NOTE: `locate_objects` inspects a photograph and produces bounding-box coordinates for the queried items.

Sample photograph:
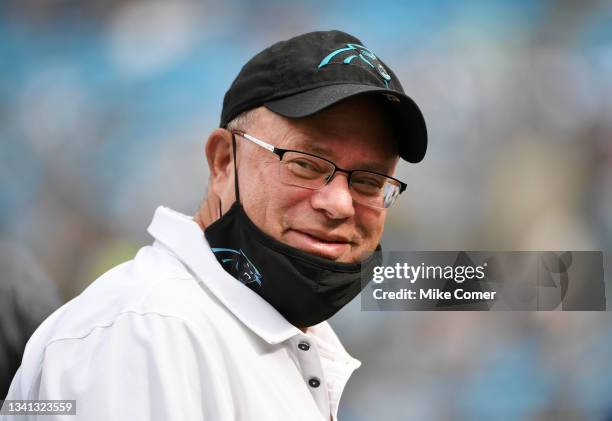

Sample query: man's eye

[287,159,326,174]
[353,177,384,188]
[292,159,321,171]
[351,176,386,196]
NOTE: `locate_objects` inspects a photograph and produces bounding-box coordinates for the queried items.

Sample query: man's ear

[205,128,234,198]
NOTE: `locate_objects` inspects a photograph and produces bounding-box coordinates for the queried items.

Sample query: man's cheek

[281,187,314,210]
[359,214,386,243]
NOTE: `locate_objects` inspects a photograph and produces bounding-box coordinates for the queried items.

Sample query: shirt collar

[147,206,302,345]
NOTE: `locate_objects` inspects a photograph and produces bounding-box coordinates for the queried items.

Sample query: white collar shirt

[4,206,361,421]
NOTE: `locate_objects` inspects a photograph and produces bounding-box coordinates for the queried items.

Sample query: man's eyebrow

[300,143,332,157]
[350,162,392,174]
[280,137,331,155]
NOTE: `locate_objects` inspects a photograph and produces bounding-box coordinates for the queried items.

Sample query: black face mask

[204,134,381,327]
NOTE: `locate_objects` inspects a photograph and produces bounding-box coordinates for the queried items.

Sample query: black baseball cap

[220,30,427,163]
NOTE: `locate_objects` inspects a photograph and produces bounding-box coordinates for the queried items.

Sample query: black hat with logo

[220,30,427,163]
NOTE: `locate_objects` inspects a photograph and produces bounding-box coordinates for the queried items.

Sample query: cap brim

[264,84,427,163]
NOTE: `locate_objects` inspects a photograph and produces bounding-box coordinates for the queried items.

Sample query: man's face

[234,96,399,263]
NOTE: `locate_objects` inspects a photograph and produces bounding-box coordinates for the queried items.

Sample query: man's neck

[193,197,218,231]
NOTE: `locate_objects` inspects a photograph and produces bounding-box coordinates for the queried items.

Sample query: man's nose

[310,172,355,219]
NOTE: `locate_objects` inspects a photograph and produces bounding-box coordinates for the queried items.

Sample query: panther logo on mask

[318,43,392,87]
[211,248,263,286]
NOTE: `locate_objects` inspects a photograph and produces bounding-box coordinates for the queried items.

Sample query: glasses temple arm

[237,131,275,152]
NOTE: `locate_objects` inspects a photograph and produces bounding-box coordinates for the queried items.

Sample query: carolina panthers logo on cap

[318,43,392,88]
[211,247,263,286]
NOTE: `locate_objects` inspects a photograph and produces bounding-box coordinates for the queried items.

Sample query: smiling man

[4,31,426,421]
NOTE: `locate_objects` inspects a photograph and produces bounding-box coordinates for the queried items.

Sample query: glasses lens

[279,151,334,189]
[350,171,401,208]
[278,151,403,209]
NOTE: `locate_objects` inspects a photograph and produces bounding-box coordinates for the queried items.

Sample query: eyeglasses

[230,130,406,209]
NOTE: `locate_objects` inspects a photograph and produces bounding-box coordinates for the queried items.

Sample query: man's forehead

[239,101,398,170]
[276,122,398,173]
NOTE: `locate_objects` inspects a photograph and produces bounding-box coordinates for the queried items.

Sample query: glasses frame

[230,129,407,208]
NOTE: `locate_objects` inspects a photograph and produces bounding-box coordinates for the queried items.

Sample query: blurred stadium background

[1,0,611,420]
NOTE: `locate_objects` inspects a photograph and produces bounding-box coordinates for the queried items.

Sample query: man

[3,30,426,420]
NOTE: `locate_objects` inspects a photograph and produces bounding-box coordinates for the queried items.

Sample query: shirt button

[308,377,321,388]
[298,341,310,351]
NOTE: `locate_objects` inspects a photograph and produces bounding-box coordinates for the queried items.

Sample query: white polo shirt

[4,206,361,421]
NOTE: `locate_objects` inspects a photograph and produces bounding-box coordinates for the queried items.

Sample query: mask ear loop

[217,133,240,219]
[231,132,240,204]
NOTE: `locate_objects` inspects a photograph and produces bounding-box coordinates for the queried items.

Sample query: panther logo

[318,43,392,88]
[211,247,263,286]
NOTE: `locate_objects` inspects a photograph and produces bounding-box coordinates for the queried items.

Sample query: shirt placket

[290,334,331,420]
